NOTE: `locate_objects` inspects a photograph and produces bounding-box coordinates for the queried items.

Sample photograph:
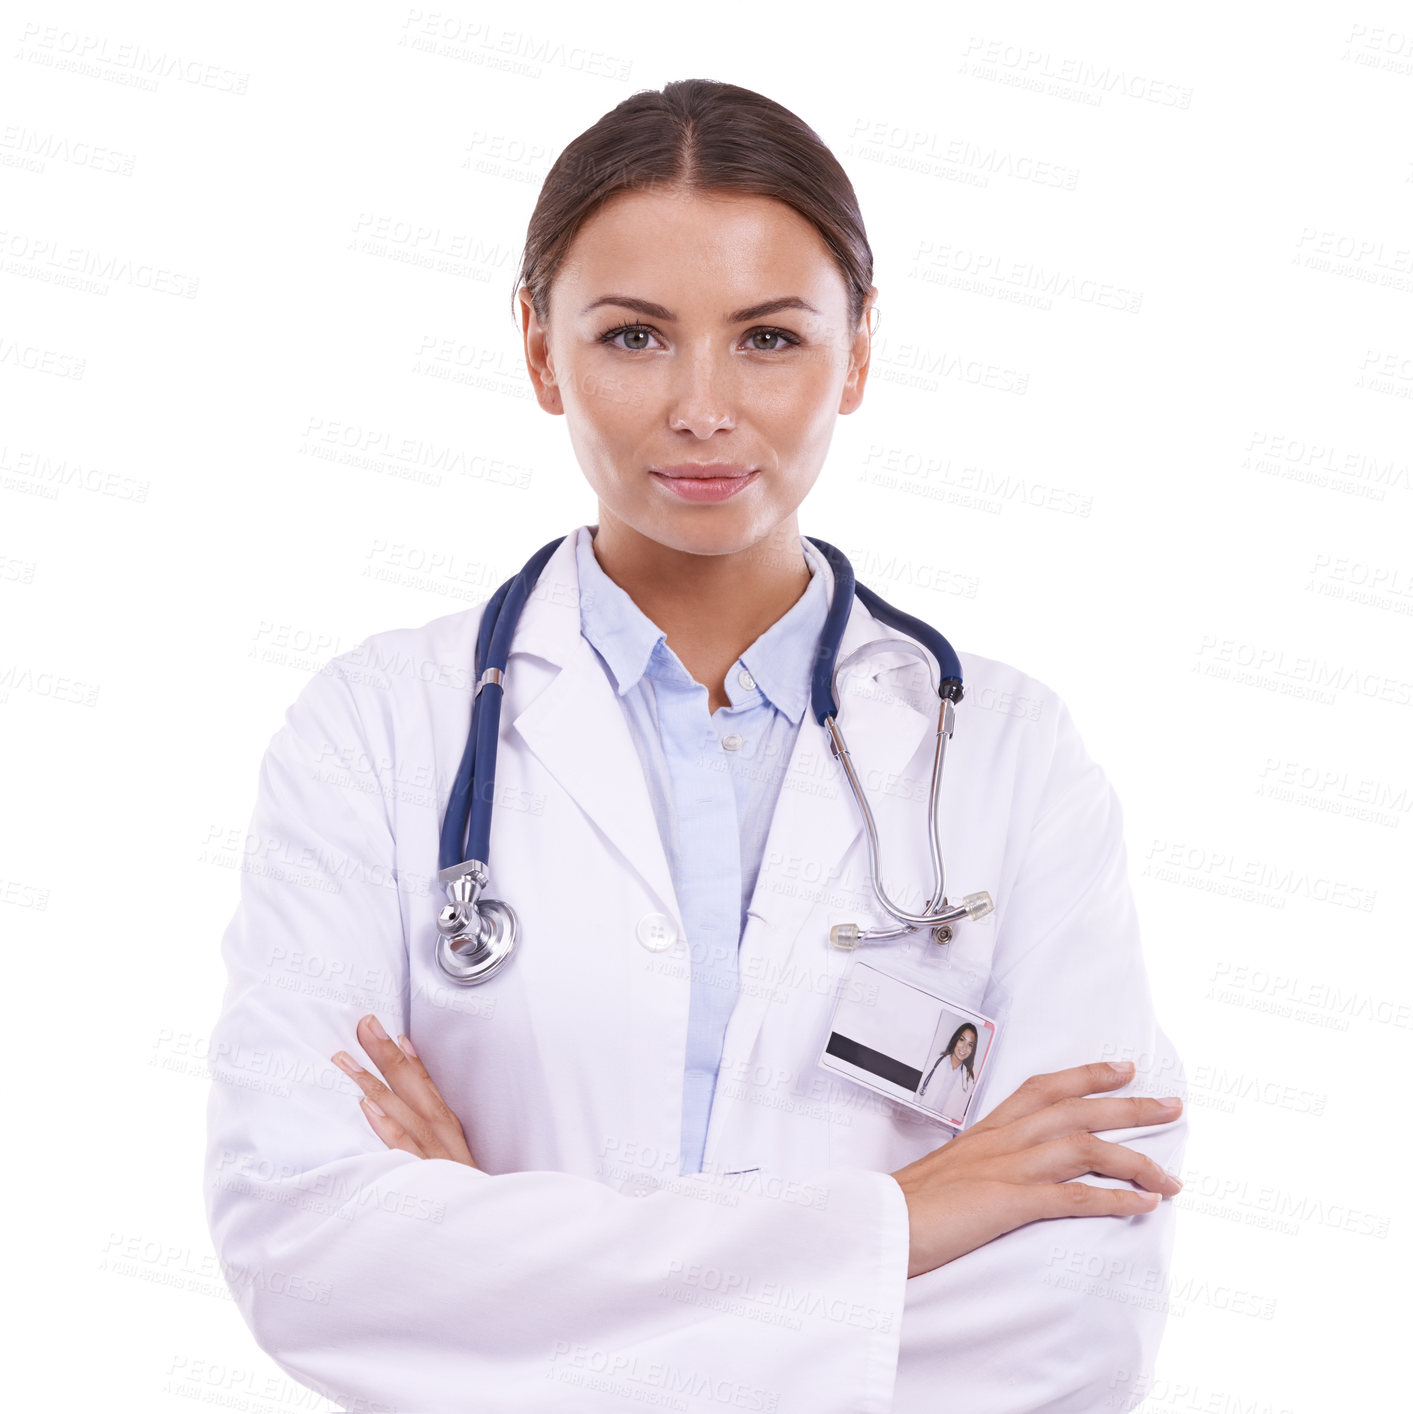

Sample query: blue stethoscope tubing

[434,533,993,983]
[440,534,563,877]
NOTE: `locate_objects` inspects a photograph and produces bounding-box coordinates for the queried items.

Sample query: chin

[627,503,755,553]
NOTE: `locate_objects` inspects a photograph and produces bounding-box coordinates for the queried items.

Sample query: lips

[650,463,757,479]
[648,465,760,503]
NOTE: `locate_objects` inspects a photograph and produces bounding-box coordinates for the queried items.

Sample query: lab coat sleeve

[204,658,911,1414]
[889,696,1188,1414]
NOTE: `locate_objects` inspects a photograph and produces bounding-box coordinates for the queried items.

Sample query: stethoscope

[434,533,994,984]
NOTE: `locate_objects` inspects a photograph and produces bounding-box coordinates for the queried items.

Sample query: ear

[519,285,563,416]
[838,286,878,416]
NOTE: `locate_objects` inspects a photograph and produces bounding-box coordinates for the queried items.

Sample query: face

[954,1030,975,1061]
[519,187,874,559]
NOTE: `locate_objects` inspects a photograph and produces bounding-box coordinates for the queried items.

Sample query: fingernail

[1165,1169,1184,1188]
[331,1051,360,1077]
[366,1015,389,1042]
[361,1096,386,1118]
[398,1033,419,1059]
[1108,1061,1135,1077]
[1157,1096,1183,1110]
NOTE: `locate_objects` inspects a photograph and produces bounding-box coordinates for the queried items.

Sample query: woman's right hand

[889,1060,1183,1279]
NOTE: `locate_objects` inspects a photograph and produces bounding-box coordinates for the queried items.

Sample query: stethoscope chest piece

[434,862,520,983]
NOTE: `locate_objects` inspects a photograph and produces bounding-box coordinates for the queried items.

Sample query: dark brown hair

[511,78,874,331]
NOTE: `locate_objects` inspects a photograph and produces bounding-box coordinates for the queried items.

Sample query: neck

[588,507,812,671]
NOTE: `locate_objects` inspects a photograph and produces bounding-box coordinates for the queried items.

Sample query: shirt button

[721,733,744,752]
[636,912,678,952]
[737,669,756,691]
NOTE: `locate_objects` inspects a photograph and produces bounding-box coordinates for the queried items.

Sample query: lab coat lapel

[718,585,938,1097]
[506,531,683,932]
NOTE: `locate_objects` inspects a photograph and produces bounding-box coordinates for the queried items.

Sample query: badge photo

[817,956,999,1129]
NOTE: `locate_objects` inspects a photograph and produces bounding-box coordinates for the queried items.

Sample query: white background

[4,2,1409,1409]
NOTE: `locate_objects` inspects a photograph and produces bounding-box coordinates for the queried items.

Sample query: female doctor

[917,1024,978,1120]
[204,79,1187,1414]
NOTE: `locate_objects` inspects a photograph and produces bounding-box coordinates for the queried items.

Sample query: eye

[743,326,800,352]
[598,323,663,352]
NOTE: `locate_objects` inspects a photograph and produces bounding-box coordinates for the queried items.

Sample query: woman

[205,79,1186,1414]
[917,1024,979,1121]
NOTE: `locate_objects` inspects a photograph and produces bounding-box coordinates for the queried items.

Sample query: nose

[667,344,736,437]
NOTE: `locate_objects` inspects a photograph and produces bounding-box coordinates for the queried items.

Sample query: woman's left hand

[331,1014,477,1168]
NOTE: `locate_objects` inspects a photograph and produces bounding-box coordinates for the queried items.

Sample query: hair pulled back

[512,78,874,330]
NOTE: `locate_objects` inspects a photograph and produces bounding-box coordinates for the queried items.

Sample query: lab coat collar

[507,524,937,951]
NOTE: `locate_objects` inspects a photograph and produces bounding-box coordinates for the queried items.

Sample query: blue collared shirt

[574,524,830,1175]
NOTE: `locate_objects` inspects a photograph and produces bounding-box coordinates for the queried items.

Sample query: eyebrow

[580,294,820,323]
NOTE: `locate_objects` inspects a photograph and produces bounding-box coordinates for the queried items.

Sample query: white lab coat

[204,524,1187,1414]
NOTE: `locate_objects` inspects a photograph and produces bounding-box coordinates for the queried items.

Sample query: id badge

[817,950,1000,1130]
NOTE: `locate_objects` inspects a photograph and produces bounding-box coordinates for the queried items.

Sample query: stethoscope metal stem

[822,635,994,949]
[824,708,953,929]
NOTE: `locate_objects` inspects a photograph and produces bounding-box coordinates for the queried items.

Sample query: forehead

[552,188,848,317]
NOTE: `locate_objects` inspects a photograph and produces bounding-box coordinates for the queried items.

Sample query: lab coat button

[722,732,744,751]
[636,912,678,951]
[737,669,756,690]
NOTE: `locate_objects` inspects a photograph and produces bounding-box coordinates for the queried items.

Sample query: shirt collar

[574,525,666,695]
[574,524,829,725]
